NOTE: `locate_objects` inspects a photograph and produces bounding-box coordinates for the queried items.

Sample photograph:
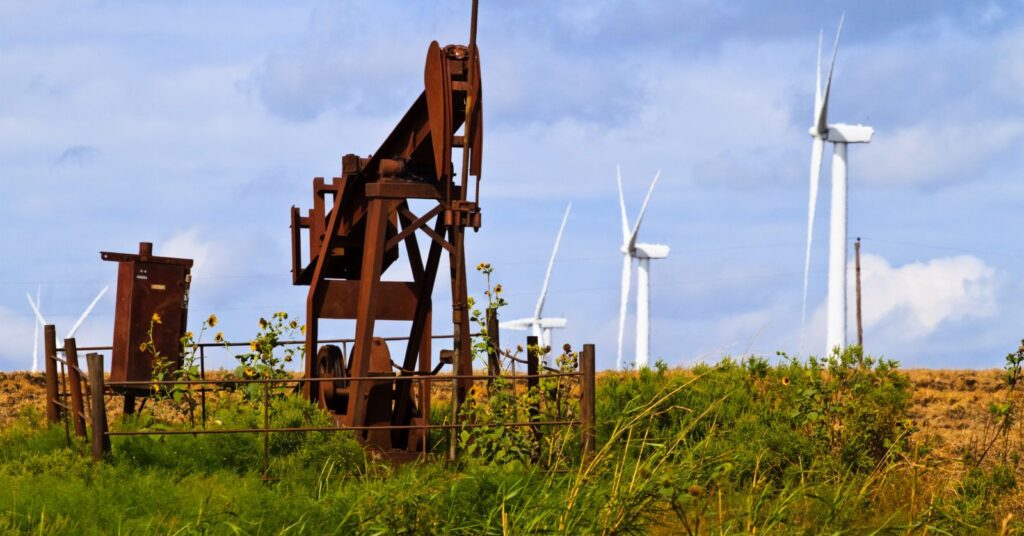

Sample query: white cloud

[860,121,1024,185]
[856,253,997,340]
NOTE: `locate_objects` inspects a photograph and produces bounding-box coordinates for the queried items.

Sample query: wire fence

[41,323,597,473]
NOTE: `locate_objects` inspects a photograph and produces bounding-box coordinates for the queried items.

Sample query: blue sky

[2,0,1024,371]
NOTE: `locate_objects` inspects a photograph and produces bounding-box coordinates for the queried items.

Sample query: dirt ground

[0,369,1012,457]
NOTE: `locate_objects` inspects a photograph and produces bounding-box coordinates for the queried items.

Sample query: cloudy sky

[2,0,1023,372]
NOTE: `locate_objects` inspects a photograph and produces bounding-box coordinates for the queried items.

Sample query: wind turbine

[616,166,669,371]
[501,203,571,359]
[799,15,874,356]
[26,286,109,369]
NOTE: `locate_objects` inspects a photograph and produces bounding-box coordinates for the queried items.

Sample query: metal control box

[101,242,193,392]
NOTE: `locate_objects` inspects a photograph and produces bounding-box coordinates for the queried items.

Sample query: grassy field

[1,347,1023,534]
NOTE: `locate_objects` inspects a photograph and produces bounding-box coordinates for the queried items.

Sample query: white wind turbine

[501,203,571,359]
[26,286,109,370]
[799,16,874,356]
[617,166,669,371]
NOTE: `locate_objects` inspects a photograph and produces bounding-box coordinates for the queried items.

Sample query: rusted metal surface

[64,338,87,437]
[44,325,59,424]
[289,2,483,456]
[87,353,110,461]
[100,241,193,397]
[580,344,596,456]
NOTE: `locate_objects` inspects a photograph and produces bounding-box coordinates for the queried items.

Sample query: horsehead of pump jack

[501,203,571,364]
[799,15,874,357]
[617,166,669,372]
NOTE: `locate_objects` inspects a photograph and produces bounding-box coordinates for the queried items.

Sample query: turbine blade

[26,293,47,327]
[800,136,826,350]
[499,318,534,330]
[534,203,571,320]
[617,164,630,245]
[814,30,822,124]
[66,286,108,339]
[617,254,632,371]
[628,169,662,250]
[816,14,844,135]
[31,287,40,373]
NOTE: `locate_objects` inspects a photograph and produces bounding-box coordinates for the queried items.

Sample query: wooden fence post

[64,338,87,437]
[43,325,59,425]
[86,353,110,461]
[580,344,596,457]
[486,308,501,386]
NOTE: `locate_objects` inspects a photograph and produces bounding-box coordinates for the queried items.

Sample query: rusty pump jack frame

[290,3,483,455]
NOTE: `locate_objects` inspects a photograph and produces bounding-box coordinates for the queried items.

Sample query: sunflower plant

[144,312,219,424]
[232,312,304,400]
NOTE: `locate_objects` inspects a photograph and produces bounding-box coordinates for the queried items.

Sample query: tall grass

[0,347,1020,534]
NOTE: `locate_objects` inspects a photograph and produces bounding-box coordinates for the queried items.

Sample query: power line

[0,242,808,287]
[857,236,1021,259]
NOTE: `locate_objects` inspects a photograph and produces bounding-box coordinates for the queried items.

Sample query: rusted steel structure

[101,241,193,412]
[289,3,483,455]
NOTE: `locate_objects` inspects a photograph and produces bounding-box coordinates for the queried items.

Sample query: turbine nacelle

[826,123,874,144]
[808,124,874,144]
[500,317,567,330]
[633,243,670,259]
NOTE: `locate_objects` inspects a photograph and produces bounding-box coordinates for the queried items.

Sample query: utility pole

[855,237,863,347]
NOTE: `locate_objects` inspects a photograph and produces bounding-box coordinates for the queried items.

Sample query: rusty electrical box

[101,242,193,398]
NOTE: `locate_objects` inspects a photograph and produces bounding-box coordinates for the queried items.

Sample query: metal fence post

[526,335,540,457]
[580,343,596,457]
[64,338,87,437]
[486,308,501,387]
[43,325,59,424]
[86,353,110,461]
[263,379,270,481]
[200,344,207,428]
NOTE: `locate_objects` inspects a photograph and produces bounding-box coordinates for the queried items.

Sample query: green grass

[0,347,1020,534]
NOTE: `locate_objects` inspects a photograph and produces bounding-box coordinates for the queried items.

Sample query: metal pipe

[68,333,475,353]
[104,371,580,387]
[199,345,207,428]
[105,420,581,436]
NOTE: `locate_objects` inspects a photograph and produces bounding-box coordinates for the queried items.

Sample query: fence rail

[41,325,597,471]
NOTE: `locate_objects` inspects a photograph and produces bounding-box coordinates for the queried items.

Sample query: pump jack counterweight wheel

[289,2,482,457]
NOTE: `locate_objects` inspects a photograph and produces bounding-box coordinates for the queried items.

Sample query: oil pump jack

[289,2,483,456]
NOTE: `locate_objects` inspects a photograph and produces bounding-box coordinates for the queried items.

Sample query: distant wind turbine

[501,203,572,359]
[27,286,109,369]
[617,166,669,371]
[799,15,874,356]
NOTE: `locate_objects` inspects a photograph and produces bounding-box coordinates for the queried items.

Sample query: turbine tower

[27,286,109,370]
[501,203,571,358]
[799,16,874,356]
[617,166,669,371]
